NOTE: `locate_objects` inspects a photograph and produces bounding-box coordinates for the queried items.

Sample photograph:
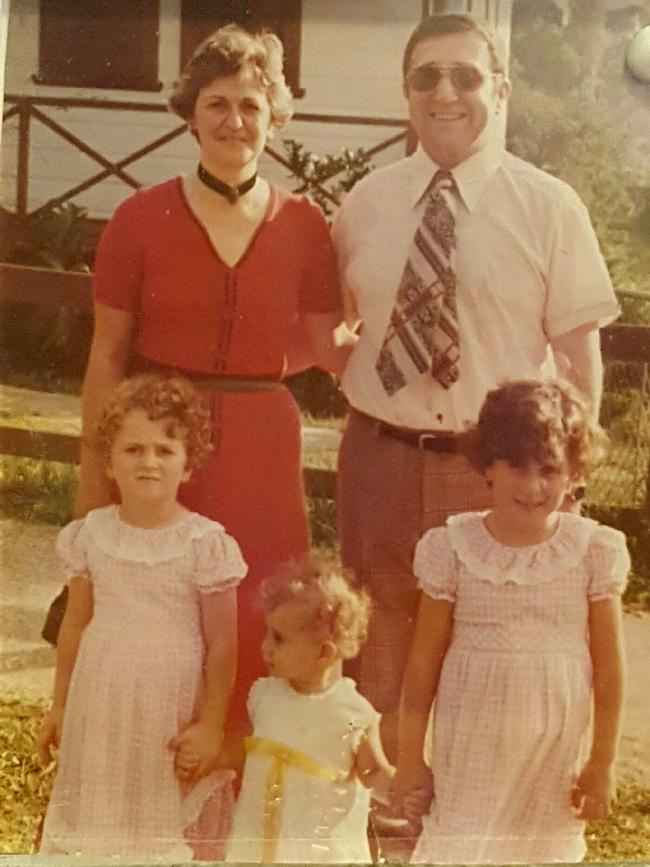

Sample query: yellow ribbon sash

[244,735,351,863]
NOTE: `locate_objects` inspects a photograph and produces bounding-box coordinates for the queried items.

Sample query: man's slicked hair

[402,13,506,79]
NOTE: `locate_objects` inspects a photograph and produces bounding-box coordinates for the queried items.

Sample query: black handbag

[41,586,69,646]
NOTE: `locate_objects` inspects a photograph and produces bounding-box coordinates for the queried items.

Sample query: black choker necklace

[197,164,257,204]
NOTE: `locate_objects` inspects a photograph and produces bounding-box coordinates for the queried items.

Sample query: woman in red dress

[76,25,348,735]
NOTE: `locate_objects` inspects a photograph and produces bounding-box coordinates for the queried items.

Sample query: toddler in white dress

[227,560,395,862]
[37,374,247,859]
[394,379,630,863]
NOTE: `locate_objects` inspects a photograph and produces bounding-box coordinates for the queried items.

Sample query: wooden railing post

[16,99,30,219]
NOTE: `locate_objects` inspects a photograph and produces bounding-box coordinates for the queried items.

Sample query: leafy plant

[0,203,93,377]
[1,202,92,272]
[0,455,77,525]
[285,368,347,419]
[507,10,650,309]
[282,138,373,218]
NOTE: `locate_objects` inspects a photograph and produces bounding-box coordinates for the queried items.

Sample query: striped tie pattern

[375,170,460,395]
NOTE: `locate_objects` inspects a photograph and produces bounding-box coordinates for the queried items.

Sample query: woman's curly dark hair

[95,374,213,472]
[261,558,371,661]
[461,379,608,480]
[169,23,293,133]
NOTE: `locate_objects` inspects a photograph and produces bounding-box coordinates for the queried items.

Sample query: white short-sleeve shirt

[332,146,619,431]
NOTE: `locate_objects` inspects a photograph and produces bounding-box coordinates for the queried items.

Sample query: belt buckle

[417,432,439,450]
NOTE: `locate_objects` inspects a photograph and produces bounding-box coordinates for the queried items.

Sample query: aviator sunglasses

[406,63,499,93]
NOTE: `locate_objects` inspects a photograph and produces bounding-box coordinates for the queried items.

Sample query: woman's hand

[37,706,64,765]
[571,760,616,820]
[169,722,224,783]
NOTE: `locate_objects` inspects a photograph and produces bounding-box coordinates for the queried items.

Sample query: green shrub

[286,369,347,419]
[0,456,76,525]
[0,202,93,377]
[282,138,373,218]
[586,505,650,610]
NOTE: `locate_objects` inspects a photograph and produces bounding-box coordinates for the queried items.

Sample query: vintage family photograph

[1,0,649,863]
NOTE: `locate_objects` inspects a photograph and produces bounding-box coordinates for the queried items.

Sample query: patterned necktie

[375,169,460,396]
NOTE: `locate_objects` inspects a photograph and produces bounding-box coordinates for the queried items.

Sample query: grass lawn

[1,698,649,858]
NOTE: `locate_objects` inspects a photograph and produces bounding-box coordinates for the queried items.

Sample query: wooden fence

[1,262,649,509]
[3,94,408,220]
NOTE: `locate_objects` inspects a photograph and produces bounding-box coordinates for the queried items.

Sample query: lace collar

[447,511,599,585]
[84,505,224,565]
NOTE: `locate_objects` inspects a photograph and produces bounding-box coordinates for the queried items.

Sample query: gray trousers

[338,408,492,717]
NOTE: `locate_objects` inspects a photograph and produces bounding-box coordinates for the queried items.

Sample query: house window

[36,0,160,91]
[180,0,303,97]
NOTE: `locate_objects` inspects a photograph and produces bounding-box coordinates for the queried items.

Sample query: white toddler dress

[412,511,629,865]
[39,505,247,859]
[227,676,378,863]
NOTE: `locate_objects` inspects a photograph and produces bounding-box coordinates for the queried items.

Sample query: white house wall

[3,0,423,219]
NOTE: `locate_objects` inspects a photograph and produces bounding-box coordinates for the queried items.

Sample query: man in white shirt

[331,13,619,758]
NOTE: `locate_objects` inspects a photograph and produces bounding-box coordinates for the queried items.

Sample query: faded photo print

[1,0,649,862]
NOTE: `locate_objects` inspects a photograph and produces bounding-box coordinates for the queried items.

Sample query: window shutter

[37,0,160,91]
[180,0,303,97]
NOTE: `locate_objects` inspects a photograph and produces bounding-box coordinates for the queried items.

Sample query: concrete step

[0,603,50,642]
[0,664,53,701]
[0,637,54,673]
[1,519,64,671]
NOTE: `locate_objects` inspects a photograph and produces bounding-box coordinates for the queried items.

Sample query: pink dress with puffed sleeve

[412,511,629,864]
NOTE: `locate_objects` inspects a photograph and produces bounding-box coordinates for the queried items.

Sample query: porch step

[0,637,54,673]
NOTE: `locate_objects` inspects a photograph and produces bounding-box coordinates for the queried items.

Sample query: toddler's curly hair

[95,374,213,471]
[261,558,371,660]
[462,379,608,479]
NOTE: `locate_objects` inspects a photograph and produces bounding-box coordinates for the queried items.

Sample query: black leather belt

[134,356,283,393]
[354,409,458,453]
[378,421,458,453]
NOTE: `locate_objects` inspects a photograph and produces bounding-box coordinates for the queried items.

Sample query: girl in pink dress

[394,379,630,864]
[37,375,247,859]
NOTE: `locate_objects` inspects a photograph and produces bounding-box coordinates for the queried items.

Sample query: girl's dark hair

[461,379,608,479]
[169,23,293,132]
[95,374,213,472]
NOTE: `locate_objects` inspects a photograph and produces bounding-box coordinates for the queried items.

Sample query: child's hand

[168,722,224,783]
[402,783,434,826]
[174,745,200,781]
[390,766,433,831]
[391,766,432,808]
[37,707,64,765]
[571,760,616,820]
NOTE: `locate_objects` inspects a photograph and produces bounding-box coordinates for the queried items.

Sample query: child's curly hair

[461,379,608,479]
[95,374,213,471]
[261,558,371,660]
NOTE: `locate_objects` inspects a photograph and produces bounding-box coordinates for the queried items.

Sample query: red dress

[93,178,341,729]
